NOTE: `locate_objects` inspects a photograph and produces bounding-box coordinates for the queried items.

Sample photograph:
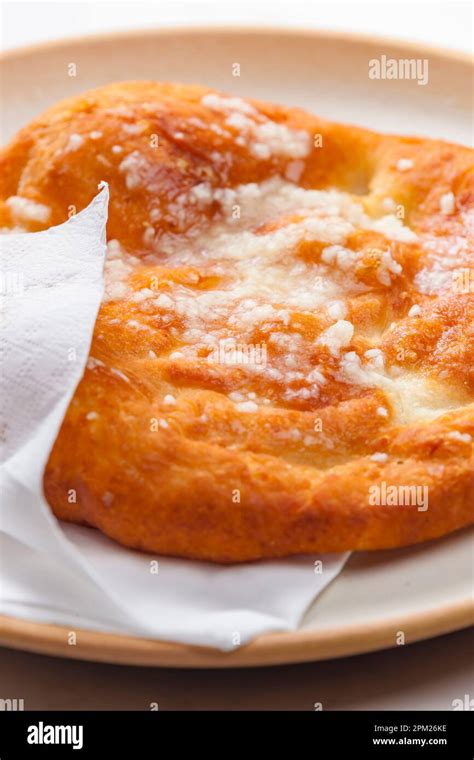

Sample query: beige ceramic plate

[0,27,472,667]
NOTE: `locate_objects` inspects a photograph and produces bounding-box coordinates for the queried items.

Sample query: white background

[1,0,472,54]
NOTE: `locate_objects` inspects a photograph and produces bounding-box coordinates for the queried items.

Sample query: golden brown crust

[1,81,472,562]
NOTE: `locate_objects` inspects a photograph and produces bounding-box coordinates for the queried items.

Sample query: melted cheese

[101,175,468,422]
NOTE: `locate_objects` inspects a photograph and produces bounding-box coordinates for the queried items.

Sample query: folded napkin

[0,186,349,651]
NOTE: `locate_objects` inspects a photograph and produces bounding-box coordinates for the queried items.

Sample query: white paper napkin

[0,185,349,651]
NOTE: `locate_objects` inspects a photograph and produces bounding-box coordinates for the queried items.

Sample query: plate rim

[1,25,472,668]
[0,598,472,668]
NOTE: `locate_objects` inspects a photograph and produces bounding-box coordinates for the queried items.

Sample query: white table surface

[1,0,472,55]
[0,0,472,711]
[0,628,473,710]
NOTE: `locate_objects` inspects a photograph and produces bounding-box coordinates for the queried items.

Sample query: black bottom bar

[0,710,472,757]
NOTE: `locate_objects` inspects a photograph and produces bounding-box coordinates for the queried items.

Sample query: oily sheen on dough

[1,81,472,562]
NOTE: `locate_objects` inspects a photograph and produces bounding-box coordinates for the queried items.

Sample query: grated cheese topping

[396,158,413,172]
[439,192,455,215]
[5,196,51,224]
[447,431,472,443]
[370,452,388,462]
[317,320,354,357]
[65,133,85,152]
[201,94,311,160]
[99,171,465,424]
